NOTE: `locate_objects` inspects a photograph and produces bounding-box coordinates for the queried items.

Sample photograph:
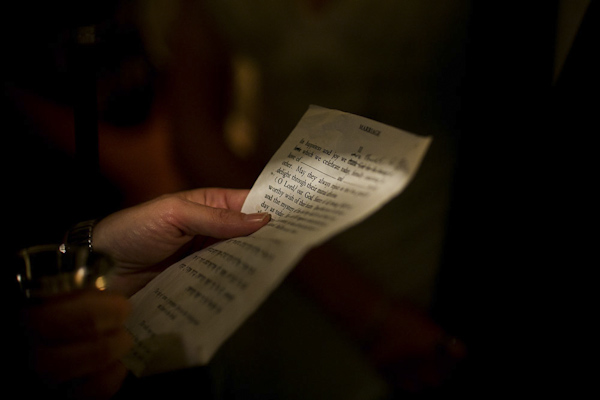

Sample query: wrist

[60,219,99,254]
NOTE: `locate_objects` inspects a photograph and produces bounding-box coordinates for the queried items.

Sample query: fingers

[92,187,270,297]
[94,188,266,256]
[23,291,131,343]
[181,187,250,211]
[21,291,133,384]
[32,328,133,384]
[171,197,271,239]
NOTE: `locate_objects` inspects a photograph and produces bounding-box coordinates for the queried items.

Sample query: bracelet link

[61,219,99,254]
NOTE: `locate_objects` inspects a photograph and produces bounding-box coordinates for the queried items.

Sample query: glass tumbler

[15,244,115,300]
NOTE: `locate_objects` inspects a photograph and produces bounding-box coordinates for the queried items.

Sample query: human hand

[93,188,270,296]
[18,290,132,399]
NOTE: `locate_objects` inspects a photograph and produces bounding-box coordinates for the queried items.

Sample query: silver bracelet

[60,219,99,254]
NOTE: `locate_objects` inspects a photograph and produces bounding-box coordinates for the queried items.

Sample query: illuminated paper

[122,105,431,376]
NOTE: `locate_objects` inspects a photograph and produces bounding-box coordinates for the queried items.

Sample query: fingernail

[244,212,271,222]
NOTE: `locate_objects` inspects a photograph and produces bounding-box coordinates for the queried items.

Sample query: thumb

[176,201,271,239]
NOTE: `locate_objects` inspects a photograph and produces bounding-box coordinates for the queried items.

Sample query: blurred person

[155,0,468,397]
[3,0,469,397]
